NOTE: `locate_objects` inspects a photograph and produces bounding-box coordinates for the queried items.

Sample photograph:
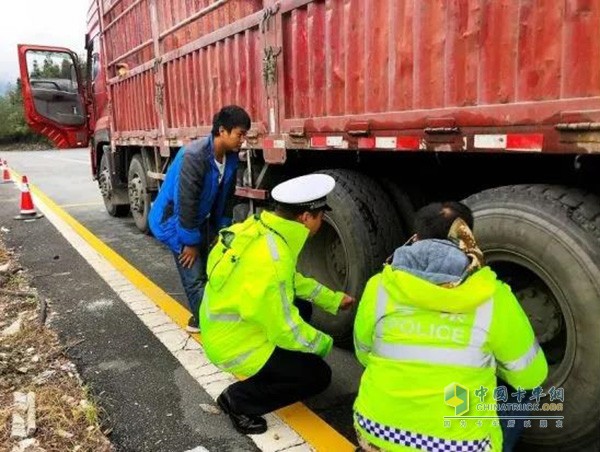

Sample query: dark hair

[414,201,474,240]
[211,105,251,136]
[275,203,323,220]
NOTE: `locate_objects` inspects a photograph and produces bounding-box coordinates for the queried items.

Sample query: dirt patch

[0,244,113,452]
[0,142,53,153]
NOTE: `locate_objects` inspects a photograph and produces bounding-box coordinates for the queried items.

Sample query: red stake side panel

[161,26,264,131]
[103,0,265,145]
[278,0,600,150]
[98,0,600,152]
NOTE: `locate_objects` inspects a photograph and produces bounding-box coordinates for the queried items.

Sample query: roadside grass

[0,242,113,452]
[0,141,53,153]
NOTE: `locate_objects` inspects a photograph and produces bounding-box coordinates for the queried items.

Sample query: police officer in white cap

[200,174,355,435]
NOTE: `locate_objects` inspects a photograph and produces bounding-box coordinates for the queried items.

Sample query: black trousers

[224,299,332,416]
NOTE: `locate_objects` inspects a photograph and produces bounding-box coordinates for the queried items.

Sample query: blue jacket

[148,136,239,253]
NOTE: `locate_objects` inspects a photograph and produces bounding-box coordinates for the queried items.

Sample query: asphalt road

[0,148,363,449]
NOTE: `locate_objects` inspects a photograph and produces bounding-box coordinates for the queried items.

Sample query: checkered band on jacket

[355,412,491,452]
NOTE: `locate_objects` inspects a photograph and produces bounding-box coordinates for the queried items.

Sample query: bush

[0,81,48,145]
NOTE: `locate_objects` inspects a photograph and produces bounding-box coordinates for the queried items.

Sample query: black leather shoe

[217,392,267,435]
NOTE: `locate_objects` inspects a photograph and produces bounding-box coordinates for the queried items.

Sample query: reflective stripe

[307,283,322,302]
[372,283,495,368]
[375,284,387,338]
[266,233,280,261]
[269,232,319,353]
[355,338,371,353]
[207,312,241,322]
[470,298,493,347]
[220,351,252,370]
[307,331,325,352]
[278,281,314,351]
[499,342,541,372]
[204,293,241,322]
[373,342,495,368]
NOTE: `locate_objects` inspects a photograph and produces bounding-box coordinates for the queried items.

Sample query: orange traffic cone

[14,175,43,220]
[1,160,12,184]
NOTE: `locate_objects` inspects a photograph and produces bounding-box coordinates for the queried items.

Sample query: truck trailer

[18,0,600,449]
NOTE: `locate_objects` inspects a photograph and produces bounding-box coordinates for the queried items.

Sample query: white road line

[30,192,312,452]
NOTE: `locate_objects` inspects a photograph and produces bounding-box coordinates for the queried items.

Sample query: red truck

[18,1,600,449]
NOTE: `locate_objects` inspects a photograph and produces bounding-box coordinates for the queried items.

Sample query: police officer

[200,174,355,435]
[353,202,548,451]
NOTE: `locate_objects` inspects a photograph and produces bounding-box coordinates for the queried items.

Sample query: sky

[0,0,88,92]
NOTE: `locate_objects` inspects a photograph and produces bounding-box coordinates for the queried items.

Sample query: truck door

[17,45,88,149]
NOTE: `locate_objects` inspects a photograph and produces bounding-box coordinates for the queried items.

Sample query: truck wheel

[98,153,129,217]
[128,155,151,233]
[464,185,600,450]
[378,177,416,235]
[298,169,403,347]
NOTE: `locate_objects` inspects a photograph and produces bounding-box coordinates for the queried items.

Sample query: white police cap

[271,174,335,211]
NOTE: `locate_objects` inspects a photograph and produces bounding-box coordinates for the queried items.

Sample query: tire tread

[466,184,600,242]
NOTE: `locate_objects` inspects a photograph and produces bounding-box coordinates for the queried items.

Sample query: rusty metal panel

[345,0,365,115]
[279,0,600,136]
[306,2,325,117]
[392,0,415,111]
[445,0,479,107]
[365,0,388,113]
[159,22,265,133]
[479,0,519,105]
[103,0,153,70]
[563,0,600,97]
[104,0,600,148]
[415,0,447,109]
[157,0,262,52]
[106,0,264,143]
[324,0,344,116]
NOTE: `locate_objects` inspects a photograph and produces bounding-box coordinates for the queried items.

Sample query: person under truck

[200,174,355,435]
[148,105,251,333]
[352,201,548,452]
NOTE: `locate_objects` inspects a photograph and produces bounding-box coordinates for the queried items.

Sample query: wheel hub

[515,283,563,344]
[488,257,568,371]
[99,168,112,199]
[128,176,144,213]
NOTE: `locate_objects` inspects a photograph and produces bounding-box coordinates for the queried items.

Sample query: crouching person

[200,174,355,435]
[353,201,548,451]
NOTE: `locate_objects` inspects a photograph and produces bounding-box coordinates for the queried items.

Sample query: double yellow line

[17,171,354,452]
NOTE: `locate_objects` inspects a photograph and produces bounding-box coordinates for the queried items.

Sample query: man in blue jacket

[149,105,251,332]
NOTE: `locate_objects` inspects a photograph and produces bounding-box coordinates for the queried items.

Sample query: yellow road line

[16,170,355,452]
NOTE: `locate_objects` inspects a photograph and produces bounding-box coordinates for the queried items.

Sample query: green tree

[0,84,29,143]
[30,59,41,78]
[77,54,88,85]
[41,54,61,78]
[60,58,72,79]
[0,79,47,145]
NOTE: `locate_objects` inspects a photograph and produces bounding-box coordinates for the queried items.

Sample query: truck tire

[99,153,129,217]
[128,155,151,233]
[378,177,416,236]
[298,169,403,347]
[464,185,600,451]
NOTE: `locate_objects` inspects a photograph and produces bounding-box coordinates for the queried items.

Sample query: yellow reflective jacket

[354,265,548,451]
[200,210,344,377]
